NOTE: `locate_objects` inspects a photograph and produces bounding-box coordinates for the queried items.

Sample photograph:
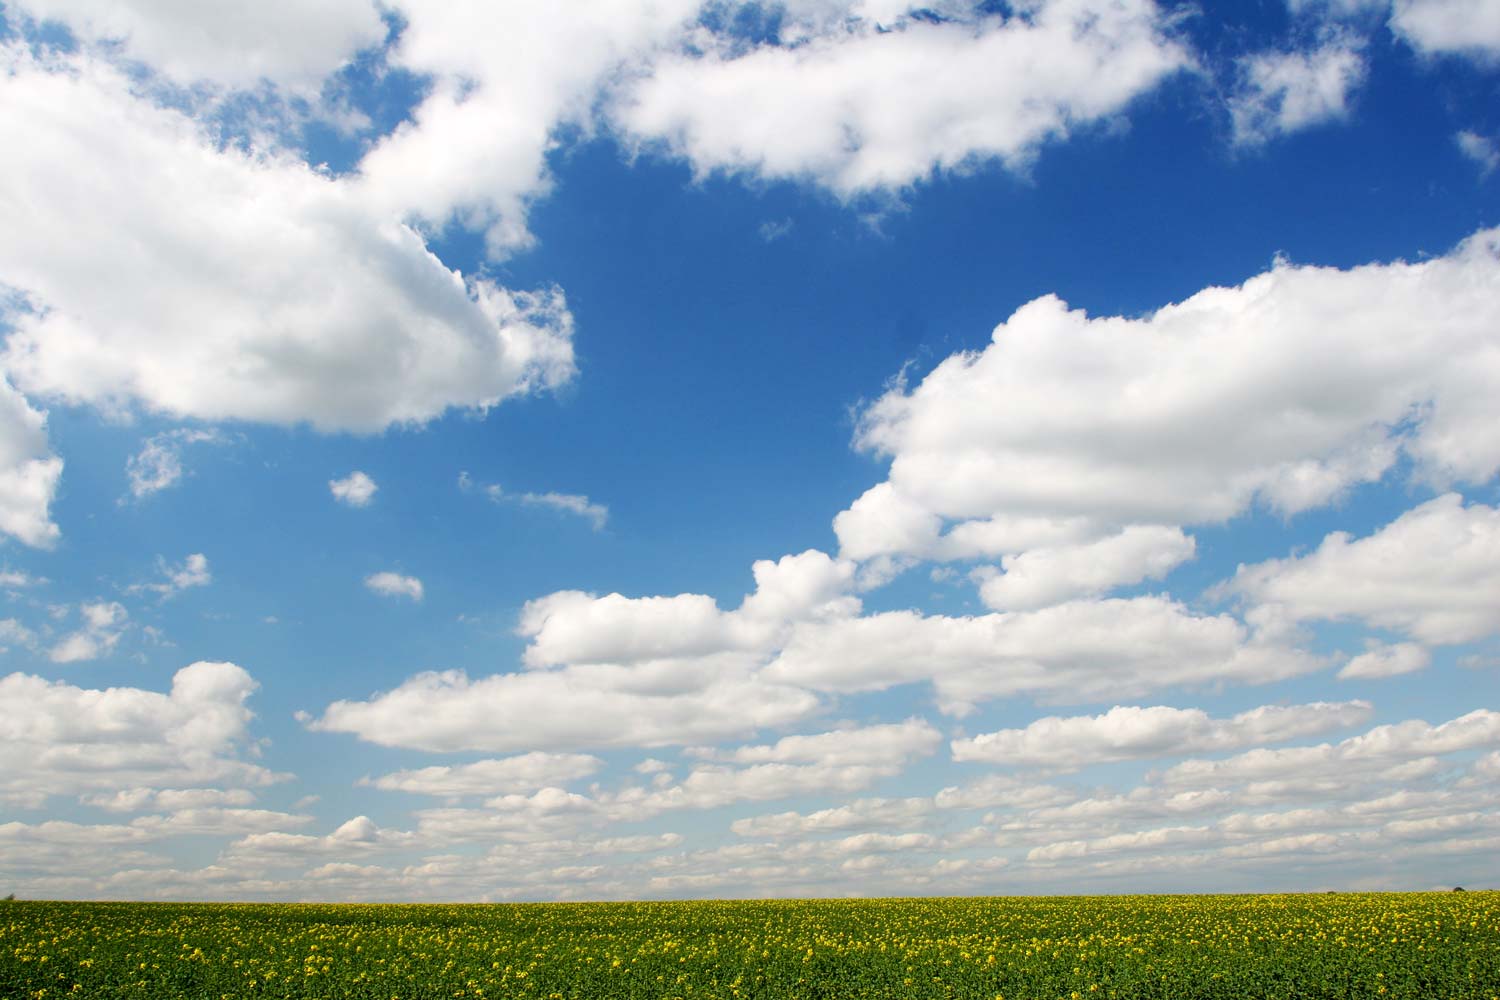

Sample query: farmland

[2,892,1498,998]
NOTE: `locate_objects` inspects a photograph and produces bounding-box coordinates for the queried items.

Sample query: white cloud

[836,227,1500,581]
[48,599,128,663]
[1339,641,1431,680]
[366,752,603,798]
[766,596,1322,715]
[971,525,1196,611]
[311,661,819,753]
[123,429,224,500]
[364,571,424,602]
[129,552,211,600]
[0,661,279,806]
[0,617,36,651]
[0,45,575,433]
[80,787,257,813]
[1456,130,1499,176]
[1230,39,1366,144]
[951,700,1373,769]
[1161,709,1500,789]
[1390,0,1500,58]
[709,719,940,768]
[357,1,703,256]
[0,375,61,547]
[1229,494,1500,645]
[730,797,933,838]
[465,474,610,530]
[329,471,378,507]
[7,0,385,91]
[614,0,1189,195]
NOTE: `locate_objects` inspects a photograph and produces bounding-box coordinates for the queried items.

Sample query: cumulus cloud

[329,471,378,507]
[356,1,702,256]
[835,228,1500,603]
[48,600,129,663]
[765,596,1322,715]
[0,375,62,547]
[1160,709,1500,789]
[0,661,279,806]
[0,45,575,433]
[1228,494,1500,645]
[311,661,819,753]
[364,571,424,602]
[730,797,933,839]
[971,525,1196,611]
[951,700,1373,769]
[614,0,1189,195]
[1390,0,1500,58]
[1339,641,1431,680]
[5,0,386,91]
[366,752,604,798]
[1230,39,1366,144]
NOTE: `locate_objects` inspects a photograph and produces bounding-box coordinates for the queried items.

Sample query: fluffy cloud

[614,0,1189,194]
[972,525,1196,611]
[1160,709,1500,789]
[48,600,128,663]
[311,661,819,753]
[357,1,703,256]
[951,700,1373,769]
[0,45,575,433]
[1390,0,1500,57]
[1228,494,1500,645]
[766,596,1321,714]
[1230,39,1366,144]
[730,797,934,839]
[0,661,279,806]
[7,0,385,91]
[0,375,61,547]
[365,572,424,601]
[1339,641,1431,680]
[366,752,604,798]
[835,228,1500,615]
[329,471,378,507]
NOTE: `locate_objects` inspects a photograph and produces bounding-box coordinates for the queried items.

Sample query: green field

[3,892,1498,998]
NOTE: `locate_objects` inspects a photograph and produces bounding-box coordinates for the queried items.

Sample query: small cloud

[0,618,36,652]
[364,571,423,602]
[127,553,212,600]
[124,429,225,501]
[0,569,42,589]
[329,471,378,507]
[758,218,794,242]
[465,474,608,531]
[49,600,129,663]
[1456,130,1499,176]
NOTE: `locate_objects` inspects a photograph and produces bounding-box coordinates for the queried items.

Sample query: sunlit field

[3,892,1498,998]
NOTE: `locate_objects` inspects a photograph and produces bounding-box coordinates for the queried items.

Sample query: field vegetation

[2,892,1498,998]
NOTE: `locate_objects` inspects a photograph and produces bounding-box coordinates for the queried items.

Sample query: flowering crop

[2,892,1497,998]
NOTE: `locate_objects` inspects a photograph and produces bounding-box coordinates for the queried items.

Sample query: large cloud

[0,45,574,433]
[951,700,1373,769]
[613,0,1189,194]
[765,596,1322,714]
[1228,494,1500,645]
[836,228,1500,597]
[0,661,280,806]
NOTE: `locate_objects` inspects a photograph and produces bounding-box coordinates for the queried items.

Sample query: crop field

[2,892,1498,999]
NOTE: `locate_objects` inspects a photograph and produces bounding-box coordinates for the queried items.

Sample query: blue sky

[2,0,1499,901]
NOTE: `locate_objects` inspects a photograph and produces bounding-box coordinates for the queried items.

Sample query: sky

[1,0,1499,903]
